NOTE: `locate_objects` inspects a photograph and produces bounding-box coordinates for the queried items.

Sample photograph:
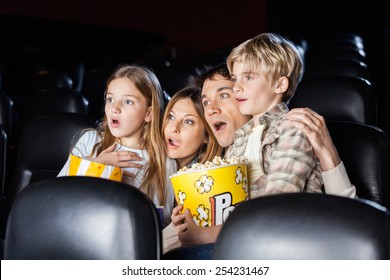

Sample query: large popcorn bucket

[170,163,248,227]
[67,154,123,182]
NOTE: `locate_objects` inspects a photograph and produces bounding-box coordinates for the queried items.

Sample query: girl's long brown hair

[93,64,167,205]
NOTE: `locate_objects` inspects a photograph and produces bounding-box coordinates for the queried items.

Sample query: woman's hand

[171,204,221,246]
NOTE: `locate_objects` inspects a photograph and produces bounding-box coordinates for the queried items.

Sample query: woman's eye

[167,114,175,120]
[184,119,195,125]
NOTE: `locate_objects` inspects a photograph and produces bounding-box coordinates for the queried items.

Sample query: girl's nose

[111,102,120,113]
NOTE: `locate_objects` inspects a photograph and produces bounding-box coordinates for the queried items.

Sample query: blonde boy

[225,33,324,197]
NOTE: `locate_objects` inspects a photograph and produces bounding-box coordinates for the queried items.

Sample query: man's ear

[144,106,152,122]
[275,76,289,94]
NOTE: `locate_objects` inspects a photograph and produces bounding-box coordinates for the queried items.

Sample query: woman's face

[164,98,206,168]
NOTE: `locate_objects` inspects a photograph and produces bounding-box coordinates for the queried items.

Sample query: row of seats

[3,176,390,259]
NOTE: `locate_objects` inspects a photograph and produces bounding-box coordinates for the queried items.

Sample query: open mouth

[168,138,179,147]
[213,121,226,132]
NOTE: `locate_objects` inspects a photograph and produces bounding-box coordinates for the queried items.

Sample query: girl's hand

[94,143,143,169]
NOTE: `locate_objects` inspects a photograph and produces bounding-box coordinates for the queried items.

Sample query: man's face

[201,74,251,147]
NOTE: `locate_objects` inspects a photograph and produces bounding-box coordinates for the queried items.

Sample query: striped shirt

[225,102,324,198]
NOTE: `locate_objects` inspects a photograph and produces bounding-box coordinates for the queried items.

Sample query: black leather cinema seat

[4,176,162,259]
[213,193,390,260]
[289,75,377,126]
[327,121,390,209]
[0,113,95,240]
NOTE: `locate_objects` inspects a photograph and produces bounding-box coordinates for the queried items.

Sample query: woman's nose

[172,124,179,133]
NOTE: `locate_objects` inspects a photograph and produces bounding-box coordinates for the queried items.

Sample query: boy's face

[231,62,284,120]
[201,74,251,148]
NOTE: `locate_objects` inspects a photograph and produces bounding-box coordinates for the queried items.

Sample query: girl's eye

[105,97,113,103]
[124,99,134,105]
[203,101,210,107]
[231,77,236,82]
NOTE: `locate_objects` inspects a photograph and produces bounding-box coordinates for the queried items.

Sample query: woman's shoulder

[166,158,178,175]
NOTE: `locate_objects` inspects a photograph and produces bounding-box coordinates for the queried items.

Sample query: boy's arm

[253,119,322,196]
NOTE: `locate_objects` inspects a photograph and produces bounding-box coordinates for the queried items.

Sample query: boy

[225,32,323,197]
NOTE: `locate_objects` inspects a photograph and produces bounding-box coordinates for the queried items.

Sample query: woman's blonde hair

[93,64,167,205]
[227,32,303,102]
[162,86,222,164]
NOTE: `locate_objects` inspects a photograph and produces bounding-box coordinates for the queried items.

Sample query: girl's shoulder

[77,129,101,145]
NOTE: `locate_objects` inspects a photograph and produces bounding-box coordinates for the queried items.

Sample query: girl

[58,64,176,227]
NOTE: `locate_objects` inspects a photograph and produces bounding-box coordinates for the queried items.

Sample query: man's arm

[286,107,357,198]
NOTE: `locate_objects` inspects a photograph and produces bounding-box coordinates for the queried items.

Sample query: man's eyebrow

[201,86,233,99]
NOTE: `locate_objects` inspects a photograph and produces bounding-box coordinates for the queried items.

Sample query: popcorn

[170,155,249,227]
[175,156,248,174]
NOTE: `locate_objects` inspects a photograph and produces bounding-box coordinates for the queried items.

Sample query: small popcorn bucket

[67,154,123,182]
[169,163,248,227]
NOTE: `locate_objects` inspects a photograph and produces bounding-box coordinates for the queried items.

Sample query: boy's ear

[144,106,152,122]
[275,76,289,94]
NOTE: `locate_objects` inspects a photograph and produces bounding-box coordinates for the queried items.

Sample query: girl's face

[164,98,206,168]
[105,77,151,148]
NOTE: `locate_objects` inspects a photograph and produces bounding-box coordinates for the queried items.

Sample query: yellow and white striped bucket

[67,154,123,182]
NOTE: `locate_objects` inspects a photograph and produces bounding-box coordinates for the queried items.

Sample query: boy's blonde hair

[227,32,303,102]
